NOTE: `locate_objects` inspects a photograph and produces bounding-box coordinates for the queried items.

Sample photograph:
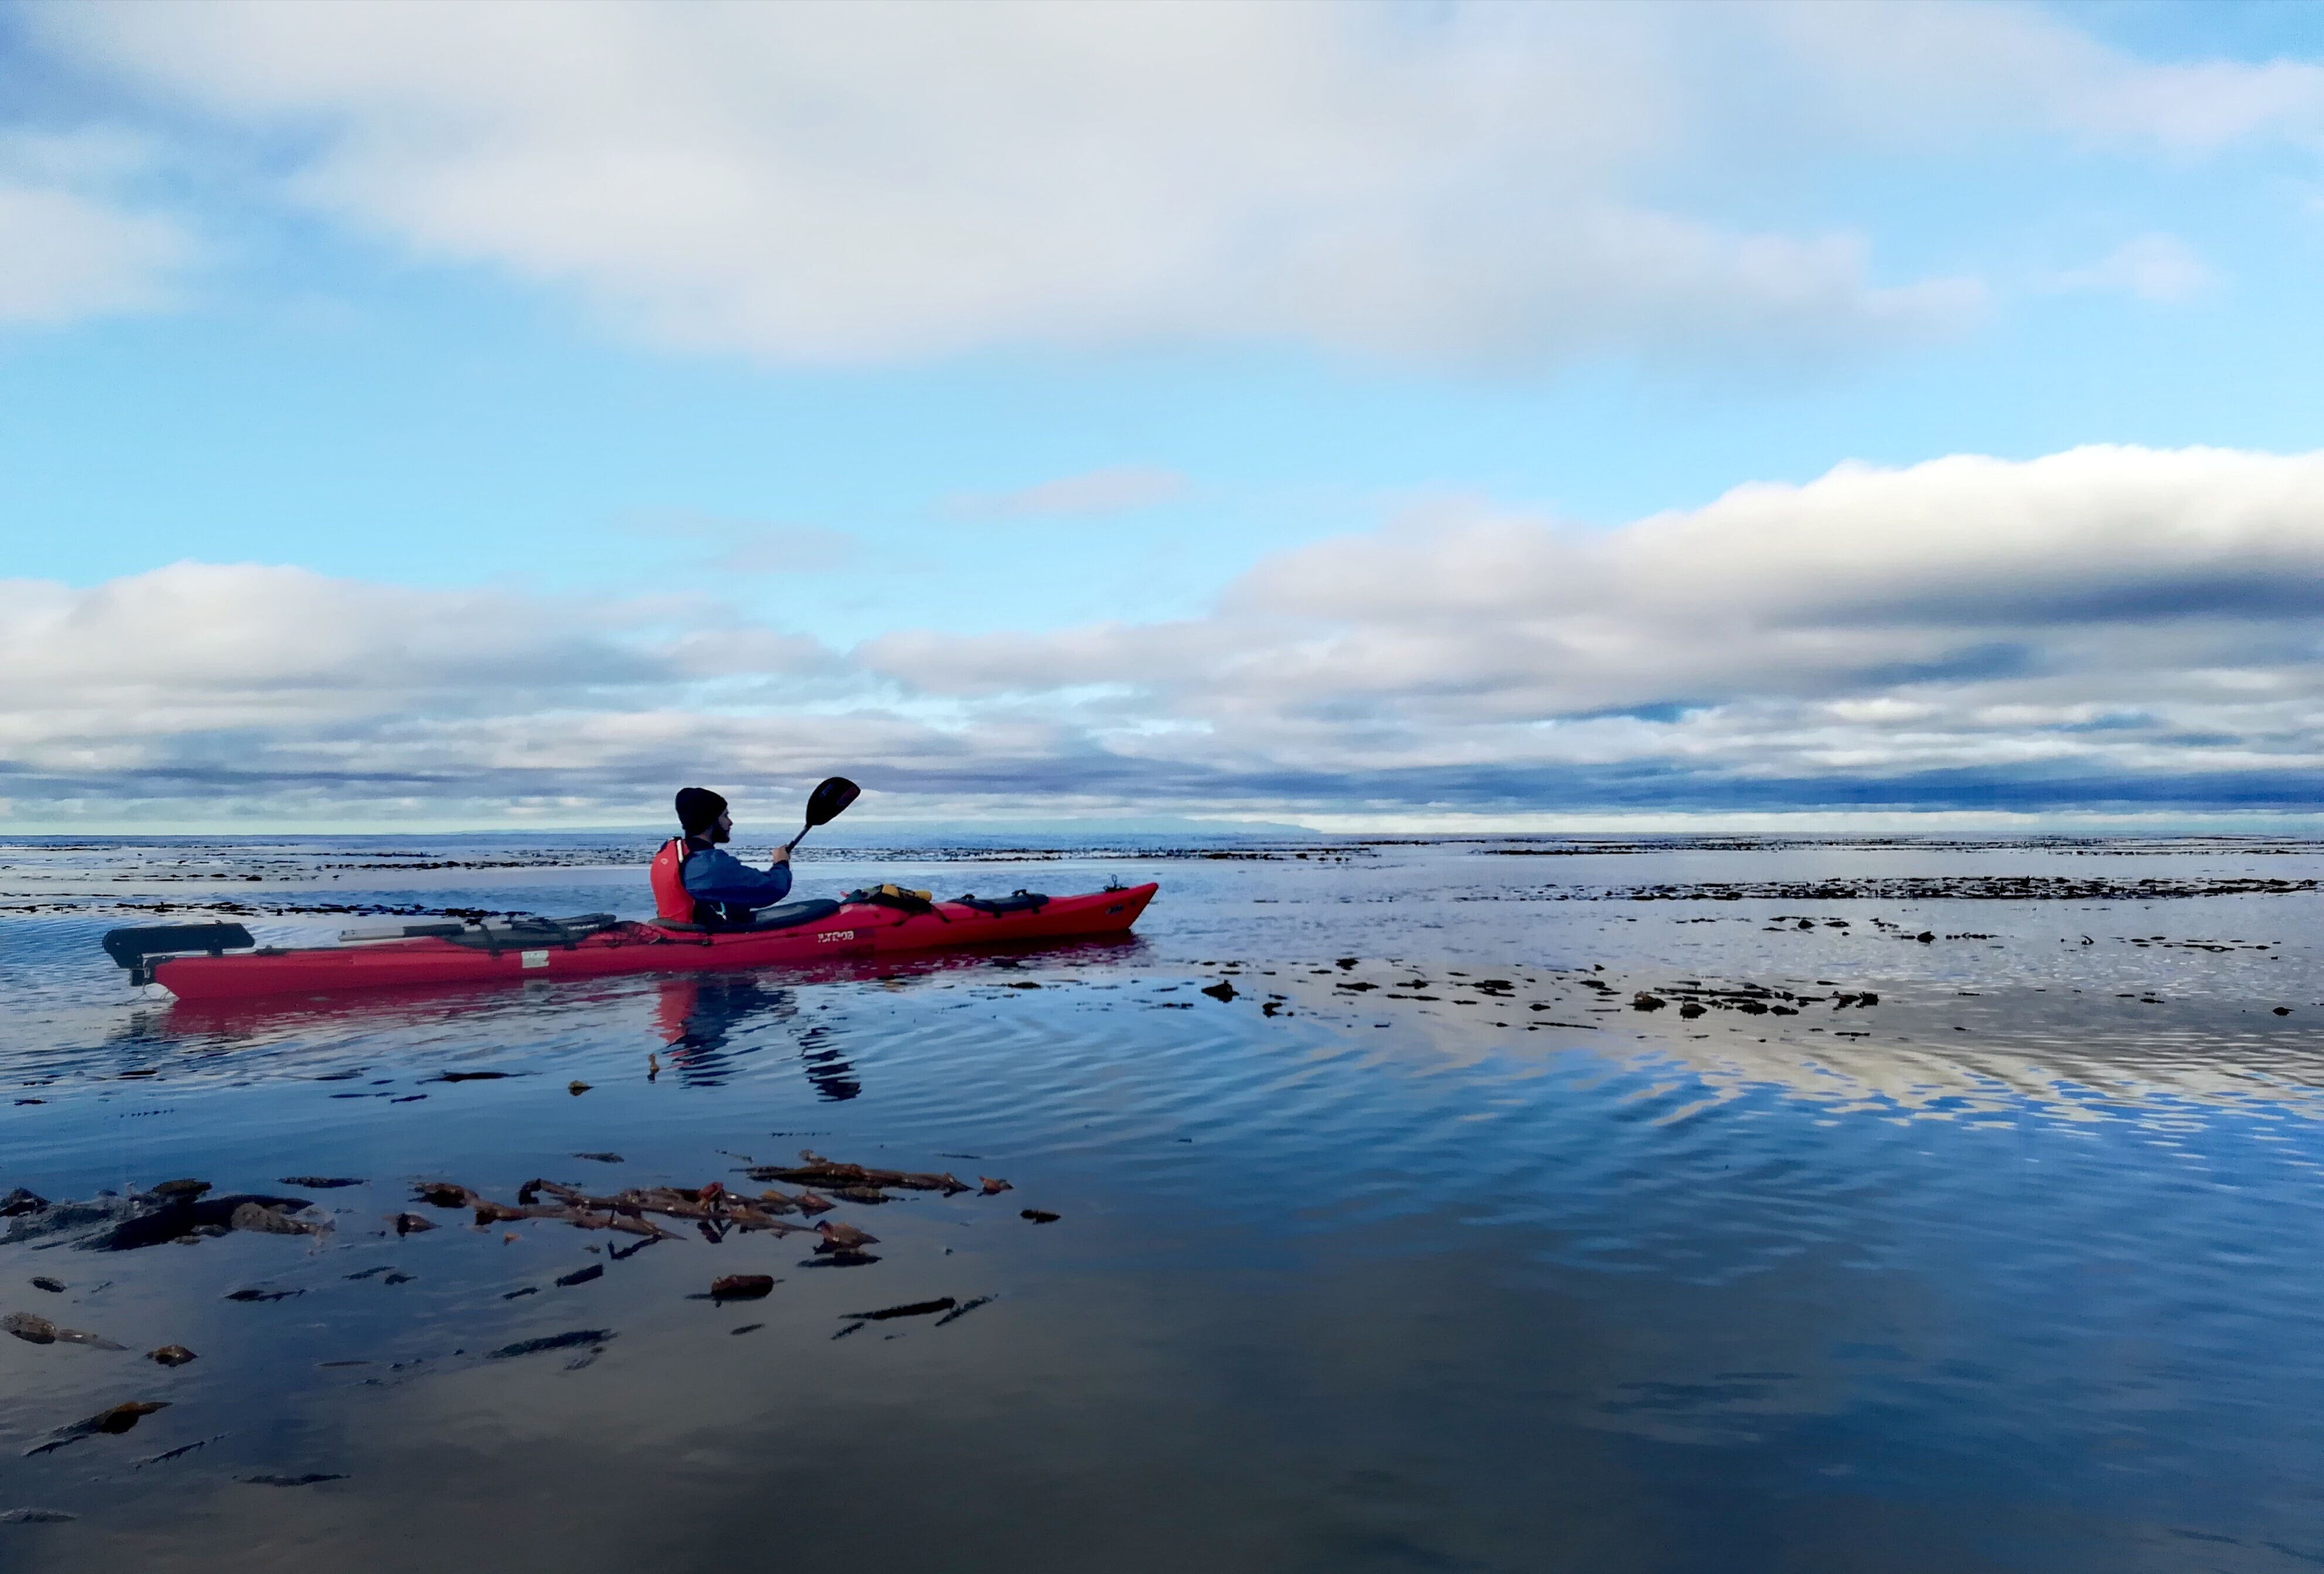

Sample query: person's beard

[712,823,732,845]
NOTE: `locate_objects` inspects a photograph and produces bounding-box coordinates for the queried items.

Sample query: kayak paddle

[785,776,861,852]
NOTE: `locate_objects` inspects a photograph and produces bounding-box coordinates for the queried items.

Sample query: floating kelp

[139,1435,221,1466]
[26,1400,169,1455]
[814,1220,878,1253]
[743,1152,969,1195]
[514,1178,765,1238]
[745,1186,833,1215]
[934,1296,994,1326]
[1526,874,2322,901]
[5,1312,124,1349]
[12,1183,321,1253]
[412,1182,573,1227]
[841,1297,955,1322]
[230,1202,331,1237]
[489,1330,611,1359]
[2,1131,1060,1475]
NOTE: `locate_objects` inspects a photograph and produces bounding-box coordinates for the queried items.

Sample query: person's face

[713,810,733,844]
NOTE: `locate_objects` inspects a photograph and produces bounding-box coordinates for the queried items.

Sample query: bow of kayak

[133,882,1158,1002]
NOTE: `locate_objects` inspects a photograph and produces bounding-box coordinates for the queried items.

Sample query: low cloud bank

[8,446,2323,827]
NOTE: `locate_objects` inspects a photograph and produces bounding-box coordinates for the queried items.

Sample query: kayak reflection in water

[649,787,794,928]
[653,976,859,1099]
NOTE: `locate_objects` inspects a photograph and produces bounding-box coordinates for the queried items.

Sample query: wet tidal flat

[5,833,2324,1572]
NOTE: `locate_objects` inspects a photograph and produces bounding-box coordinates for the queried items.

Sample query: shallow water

[4,833,2323,1571]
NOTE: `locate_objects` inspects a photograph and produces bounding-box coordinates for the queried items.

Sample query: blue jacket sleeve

[681,847,794,909]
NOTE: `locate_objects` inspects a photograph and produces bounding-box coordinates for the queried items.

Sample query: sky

[3,0,2324,833]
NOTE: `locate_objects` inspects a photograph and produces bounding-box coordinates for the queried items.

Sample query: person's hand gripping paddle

[785,776,861,853]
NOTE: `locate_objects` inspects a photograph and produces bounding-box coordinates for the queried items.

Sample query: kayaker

[649,788,793,927]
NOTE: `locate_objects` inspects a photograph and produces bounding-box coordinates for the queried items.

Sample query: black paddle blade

[803,776,861,828]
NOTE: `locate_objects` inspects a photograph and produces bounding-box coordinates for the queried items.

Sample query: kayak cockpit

[645,898,843,937]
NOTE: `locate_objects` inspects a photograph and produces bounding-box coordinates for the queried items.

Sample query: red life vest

[650,837,706,923]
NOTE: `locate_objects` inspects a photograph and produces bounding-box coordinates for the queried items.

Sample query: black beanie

[675,787,728,836]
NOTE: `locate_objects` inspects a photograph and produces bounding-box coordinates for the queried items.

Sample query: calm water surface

[4,833,2322,1572]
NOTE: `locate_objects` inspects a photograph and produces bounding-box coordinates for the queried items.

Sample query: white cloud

[617,509,858,574]
[13,2,2323,361]
[2073,56,2324,156]
[945,467,1188,521]
[1755,1,2324,155]
[0,561,843,780]
[28,0,1995,371]
[2047,233,2216,304]
[11,450,2324,824]
[859,445,2324,802]
[0,131,193,325]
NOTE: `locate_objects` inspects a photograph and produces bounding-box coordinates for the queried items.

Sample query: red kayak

[105,884,1158,1002]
